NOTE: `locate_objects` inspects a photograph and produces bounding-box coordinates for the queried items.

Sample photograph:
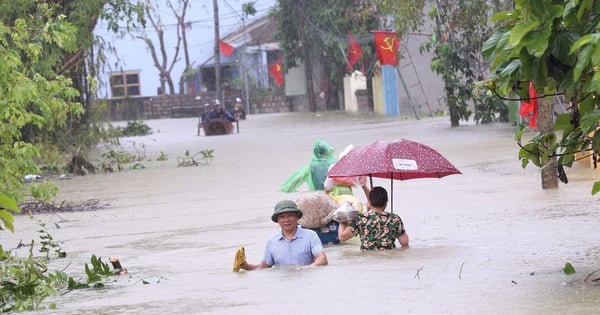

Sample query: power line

[95,4,273,32]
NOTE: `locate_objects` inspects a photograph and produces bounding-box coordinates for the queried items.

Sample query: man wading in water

[237,200,328,270]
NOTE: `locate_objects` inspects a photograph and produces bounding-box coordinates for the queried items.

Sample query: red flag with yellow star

[347,32,363,71]
[269,59,284,87]
[219,39,234,56]
[373,31,400,65]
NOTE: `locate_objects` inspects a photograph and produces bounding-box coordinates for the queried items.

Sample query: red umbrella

[326,139,461,211]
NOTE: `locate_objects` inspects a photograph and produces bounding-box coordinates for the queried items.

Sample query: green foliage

[419,0,507,127]
[374,0,427,36]
[0,0,145,311]
[563,262,576,275]
[0,227,116,312]
[157,151,168,161]
[83,255,114,285]
[242,2,257,17]
[485,0,600,194]
[99,138,158,171]
[101,149,136,171]
[121,120,153,137]
[592,181,600,195]
[36,219,66,259]
[0,251,65,312]
[177,149,214,166]
[473,85,509,123]
[107,149,134,164]
[103,121,151,137]
[0,193,21,232]
[273,0,379,107]
[0,5,81,231]
[0,0,146,214]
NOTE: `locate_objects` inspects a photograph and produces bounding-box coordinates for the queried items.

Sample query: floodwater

[9,112,600,315]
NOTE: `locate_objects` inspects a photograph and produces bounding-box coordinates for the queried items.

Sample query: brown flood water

[9,112,600,315]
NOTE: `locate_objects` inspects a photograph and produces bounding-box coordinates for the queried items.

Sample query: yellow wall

[371,68,384,115]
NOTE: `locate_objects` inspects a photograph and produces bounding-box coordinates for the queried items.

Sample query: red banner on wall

[269,59,284,87]
[372,31,400,66]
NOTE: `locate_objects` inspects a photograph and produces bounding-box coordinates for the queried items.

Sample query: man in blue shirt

[207,99,236,122]
[240,200,328,270]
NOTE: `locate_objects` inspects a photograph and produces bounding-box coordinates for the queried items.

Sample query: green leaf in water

[562,262,576,275]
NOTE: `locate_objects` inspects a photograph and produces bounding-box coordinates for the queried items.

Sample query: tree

[273,0,378,111]
[0,0,144,226]
[0,4,81,231]
[376,0,510,126]
[1,1,144,168]
[482,0,600,193]
[139,0,190,95]
[0,2,146,310]
[172,0,193,94]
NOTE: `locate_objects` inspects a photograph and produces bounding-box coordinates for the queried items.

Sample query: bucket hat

[271,200,303,222]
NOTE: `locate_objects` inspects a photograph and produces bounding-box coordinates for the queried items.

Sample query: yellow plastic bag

[233,246,246,272]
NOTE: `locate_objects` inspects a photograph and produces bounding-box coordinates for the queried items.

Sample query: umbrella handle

[390,173,393,213]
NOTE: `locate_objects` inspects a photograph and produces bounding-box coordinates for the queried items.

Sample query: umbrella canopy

[327,139,461,180]
[326,139,461,211]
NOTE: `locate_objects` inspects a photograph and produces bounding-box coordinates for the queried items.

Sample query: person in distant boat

[197,102,211,136]
[232,97,246,120]
[207,99,236,122]
[239,200,328,270]
[338,186,409,250]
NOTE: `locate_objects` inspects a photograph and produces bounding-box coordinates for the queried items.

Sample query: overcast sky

[94,0,277,97]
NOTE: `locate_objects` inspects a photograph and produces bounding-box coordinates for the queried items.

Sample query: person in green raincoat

[281,139,337,192]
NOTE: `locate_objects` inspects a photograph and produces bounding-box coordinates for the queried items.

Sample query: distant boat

[203,118,234,136]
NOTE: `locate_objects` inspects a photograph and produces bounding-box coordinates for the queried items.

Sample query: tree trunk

[173,0,190,94]
[298,0,316,112]
[538,97,559,189]
[142,0,182,95]
[448,87,459,127]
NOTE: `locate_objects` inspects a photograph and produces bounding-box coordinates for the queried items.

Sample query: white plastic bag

[332,202,359,223]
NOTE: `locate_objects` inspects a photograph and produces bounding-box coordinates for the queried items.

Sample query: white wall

[343,71,367,112]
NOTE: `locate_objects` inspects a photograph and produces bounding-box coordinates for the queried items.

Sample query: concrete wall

[396,31,445,117]
[104,93,301,121]
[343,71,367,112]
[366,31,445,118]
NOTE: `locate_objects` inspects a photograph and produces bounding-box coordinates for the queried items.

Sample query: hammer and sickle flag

[269,58,284,87]
[373,31,400,66]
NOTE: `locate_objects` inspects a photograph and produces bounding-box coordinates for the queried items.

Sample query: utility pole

[241,13,250,116]
[213,0,221,102]
[226,0,252,116]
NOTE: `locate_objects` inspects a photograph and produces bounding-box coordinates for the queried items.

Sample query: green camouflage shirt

[350,210,405,250]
